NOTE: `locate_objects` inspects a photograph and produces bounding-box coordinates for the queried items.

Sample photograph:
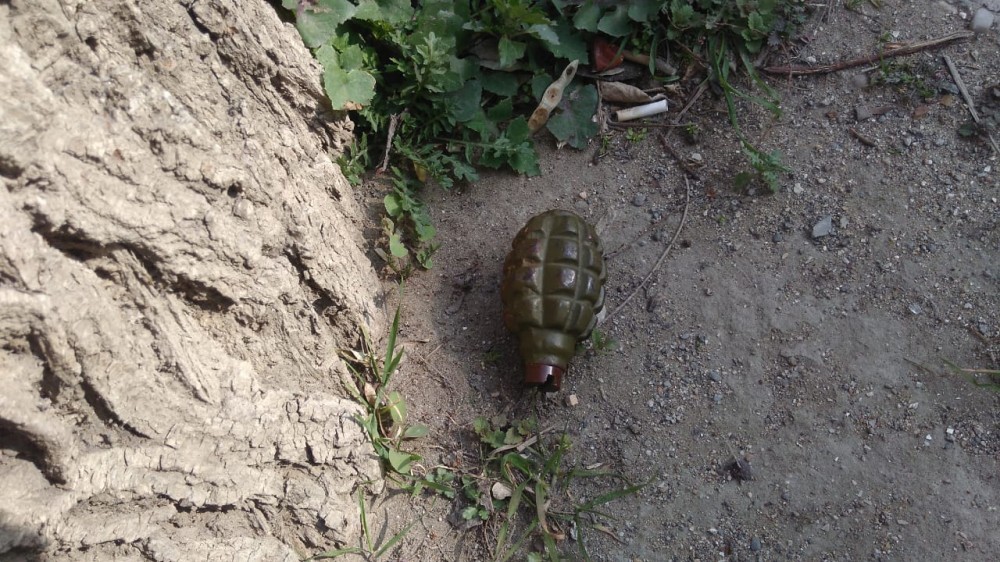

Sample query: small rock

[971,8,995,33]
[713,393,723,404]
[578,191,588,200]
[708,370,722,382]
[628,423,641,435]
[491,481,513,500]
[793,183,804,194]
[750,536,762,552]
[805,55,817,65]
[855,105,874,121]
[839,216,848,229]
[908,303,923,315]
[565,394,579,407]
[690,152,703,162]
[772,232,783,243]
[812,216,833,238]
[850,74,869,89]
[631,193,647,206]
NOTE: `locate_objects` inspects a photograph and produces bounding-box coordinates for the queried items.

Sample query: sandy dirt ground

[349,2,999,561]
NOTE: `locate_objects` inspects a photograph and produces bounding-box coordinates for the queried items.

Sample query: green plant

[381,169,440,271]
[872,60,938,101]
[283,1,806,253]
[945,359,1000,392]
[733,140,791,193]
[483,349,503,365]
[469,416,645,561]
[341,306,428,475]
[589,328,618,354]
[624,127,648,143]
[311,490,418,560]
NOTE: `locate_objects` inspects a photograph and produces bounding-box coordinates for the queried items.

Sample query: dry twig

[763,31,973,76]
[848,127,878,147]
[607,176,691,321]
[943,55,1000,154]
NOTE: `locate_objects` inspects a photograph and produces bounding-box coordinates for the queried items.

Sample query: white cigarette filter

[615,99,668,122]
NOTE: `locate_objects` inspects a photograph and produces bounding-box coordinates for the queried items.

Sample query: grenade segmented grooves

[501,210,606,391]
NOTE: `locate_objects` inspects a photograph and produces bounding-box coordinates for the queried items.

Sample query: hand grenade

[501,210,606,391]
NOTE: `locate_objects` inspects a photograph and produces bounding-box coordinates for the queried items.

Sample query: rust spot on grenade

[501,210,606,391]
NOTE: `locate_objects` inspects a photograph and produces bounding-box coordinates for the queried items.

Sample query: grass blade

[493,480,528,561]
[374,518,418,558]
[311,546,364,559]
[358,490,373,552]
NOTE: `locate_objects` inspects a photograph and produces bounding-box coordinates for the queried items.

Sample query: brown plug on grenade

[501,210,607,391]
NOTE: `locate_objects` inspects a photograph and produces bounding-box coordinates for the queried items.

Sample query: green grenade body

[501,210,606,391]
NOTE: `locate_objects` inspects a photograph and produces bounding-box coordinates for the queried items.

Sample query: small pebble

[793,183,804,194]
[812,216,833,238]
[565,394,579,407]
[908,303,923,315]
[772,232,783,243]
[709,370,722,382]
[632,193,647,206]
[750,536,762,552]
[971,7,995,33]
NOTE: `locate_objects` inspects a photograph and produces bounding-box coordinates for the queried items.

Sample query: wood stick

[763,31,974,76]
[848,127,878,147]
[943,54,1000,154]
[607,176,691,321]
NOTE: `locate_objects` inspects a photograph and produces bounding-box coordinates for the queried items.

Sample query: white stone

[971,8,995,33]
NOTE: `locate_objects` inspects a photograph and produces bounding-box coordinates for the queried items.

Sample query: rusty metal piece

[501,210,606,391]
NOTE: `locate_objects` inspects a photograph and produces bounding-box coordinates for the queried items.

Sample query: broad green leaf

[528,24,560,45]
[473,417,490,436]
[337,44,367,71]
[449,80,483,122]
[597,5,631,37]
[546,84,599,150]
[530,73,552,99]
[387,449,417,473]
[498,36,526,69]
[294,0,357,48]
[354,0,414,24]
[509,145,539,176]
[460,506,480,520]
[503,427,521,445]
[627,0,660,22]
[384,193,402,217]
[403,424,429,439]
[572,1,601,31]
[505,116,531,144]
[544,20,589,63]
[481,72,519,96]
[322,65,376,109]
[465,109,495,137]
[388,231,407,257]
[314,44,338,69]
[385,391,407,424]
[413,220,435,242]
[487,98,514,122]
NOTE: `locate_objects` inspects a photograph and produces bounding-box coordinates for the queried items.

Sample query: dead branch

[762,31,974,76]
